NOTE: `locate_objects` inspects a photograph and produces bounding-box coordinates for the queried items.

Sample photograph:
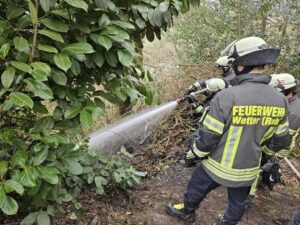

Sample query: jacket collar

[288,95,298,103]
[234,73,271,85]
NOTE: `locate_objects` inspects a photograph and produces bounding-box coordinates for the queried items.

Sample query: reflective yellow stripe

[192,142,209,158]
[262,145,275,156]
[275,121,289,135]
[289,128,296,136]
[186,150,195,159]
[260,127,275,144]
[276,149,290,158]
[202,158,259,182]
[221,126,243,167]
[205,157,259,175]
[203,114,224,135]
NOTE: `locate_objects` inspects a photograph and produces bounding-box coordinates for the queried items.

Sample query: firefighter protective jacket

[191,74,291,187]
[263,95,300,158]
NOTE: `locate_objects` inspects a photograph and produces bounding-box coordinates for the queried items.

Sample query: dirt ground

[54,159,300,225]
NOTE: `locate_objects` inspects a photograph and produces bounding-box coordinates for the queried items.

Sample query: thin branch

[29,0,39,63]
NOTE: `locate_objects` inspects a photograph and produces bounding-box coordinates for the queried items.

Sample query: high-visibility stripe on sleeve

[192,142,209,158]
[262,145,275,156]
[275,149,290,158]
[221,126,243,168]
[260,127,275,145]
[186,150,195,159]
[275,121,289,135]
[289,129,297,136]
[203,114,224,135]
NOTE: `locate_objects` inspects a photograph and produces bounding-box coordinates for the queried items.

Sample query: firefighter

[182,55,235,167]
[166,36,291,224]
[258,73,300,192]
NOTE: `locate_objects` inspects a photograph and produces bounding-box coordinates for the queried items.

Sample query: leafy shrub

[0,0,199,222]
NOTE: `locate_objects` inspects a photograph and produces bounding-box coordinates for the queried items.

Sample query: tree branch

[29,0,39,63]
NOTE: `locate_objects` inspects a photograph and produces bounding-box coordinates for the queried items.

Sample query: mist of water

[88,101,178,154]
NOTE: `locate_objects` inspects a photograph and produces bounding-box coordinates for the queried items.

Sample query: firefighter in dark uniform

[166,36,291,225]
[289,211,300,225]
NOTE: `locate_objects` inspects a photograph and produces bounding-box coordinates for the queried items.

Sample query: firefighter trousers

[184,165,250,225]
[289,211,300,225]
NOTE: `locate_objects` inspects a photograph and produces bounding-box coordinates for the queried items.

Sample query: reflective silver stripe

[223,126,242,167]
[275,121,289,135]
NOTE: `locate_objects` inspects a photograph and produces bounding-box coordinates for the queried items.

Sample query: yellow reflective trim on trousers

[192,142,209,158]
[202,160,259,182]
[205,157,259,175]
[203,114,224,135]
[260,127,275,144]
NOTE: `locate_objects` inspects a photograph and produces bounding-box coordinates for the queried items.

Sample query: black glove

[261,157,284,191]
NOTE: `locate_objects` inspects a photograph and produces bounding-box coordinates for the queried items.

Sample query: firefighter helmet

[270,73,297,94]
[228,36,280,67]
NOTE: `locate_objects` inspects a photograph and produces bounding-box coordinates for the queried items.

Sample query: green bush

[0,0,199,222]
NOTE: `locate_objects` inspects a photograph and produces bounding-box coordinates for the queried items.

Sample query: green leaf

[54,53,71,72]
[124,87,142,102]
[40,0,55,12]
[64,0,88,12]
[41,18,68,32]
[98,14,111,28]
[1,67,15,88]
[51,9,70,20]
[6,6,25,20]
[0,161,8,180]
[13,37,29,52]
[159,2,169,12]
[0,195,18,215]
[70,59,81,75]
[37,211,50,225]
[10,61,32,74]
[0,43,10,58]
[31,62,51,81]
[28,0,38,24]
[80,108,93,128]
[20,212,38,225]
[95,176,108,188]
[146,29,155,42]
[31,62,51,75]
[105,51,118,67]
[39,29,64,43]
[39,167,59,184]
[61,158,82,175]
[37,44,58,53]
[65,106,81,119]
[51,69,67,85]
[12,150,28,168]
[145,90,153,105]
[4,180,24,195]
[62,43,94,55]
[117,50,133,67]
[25,78,53,100]
[94,35,112,51]
[93,52,105,68]
[33,148,49,166]
[19,167,37,187]
[112,21,135,30]
[10,92,33,108]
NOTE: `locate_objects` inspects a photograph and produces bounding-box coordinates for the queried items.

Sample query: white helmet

[227,36,280,67]
[270,73,297,93]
